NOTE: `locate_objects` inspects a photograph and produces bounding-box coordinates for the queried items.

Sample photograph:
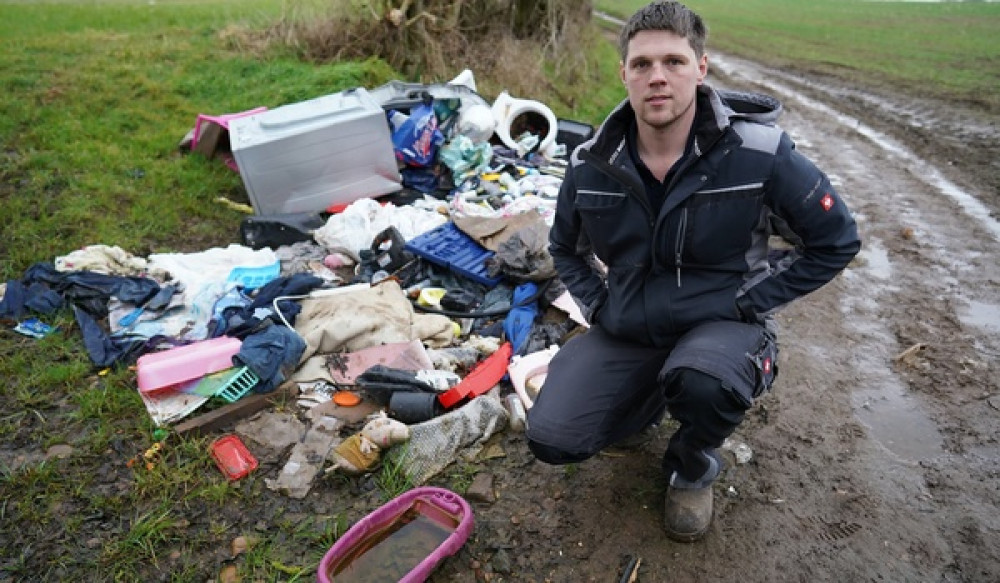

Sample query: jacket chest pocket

[682,185,764,265]
[577,189,628,212]
[576,189,630,236]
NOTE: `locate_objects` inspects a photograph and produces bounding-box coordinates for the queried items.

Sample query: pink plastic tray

[317,486,473,582]
[136,336,242,394]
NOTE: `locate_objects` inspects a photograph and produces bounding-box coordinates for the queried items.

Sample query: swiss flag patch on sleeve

[820,192,835,212]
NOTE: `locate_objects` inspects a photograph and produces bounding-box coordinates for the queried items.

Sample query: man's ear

[697,54,709,85]
[619,61,626,84]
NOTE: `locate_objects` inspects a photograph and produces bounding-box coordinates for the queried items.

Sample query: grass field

[596,0,1000,110]
[1,0,997,580]
[0,0,404,279]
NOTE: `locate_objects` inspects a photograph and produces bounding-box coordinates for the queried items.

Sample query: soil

[4,53,1000,583]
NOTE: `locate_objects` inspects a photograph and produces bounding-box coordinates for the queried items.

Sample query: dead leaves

[893,342,928,368]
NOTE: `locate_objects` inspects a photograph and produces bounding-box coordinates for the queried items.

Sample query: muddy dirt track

[422,55,1000,582]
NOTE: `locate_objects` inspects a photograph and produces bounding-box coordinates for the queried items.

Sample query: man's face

[620,30,708,132]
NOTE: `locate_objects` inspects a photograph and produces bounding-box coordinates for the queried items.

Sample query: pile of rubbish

[0,69,595,497]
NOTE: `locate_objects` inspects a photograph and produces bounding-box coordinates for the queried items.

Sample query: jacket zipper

[675,207,687,287]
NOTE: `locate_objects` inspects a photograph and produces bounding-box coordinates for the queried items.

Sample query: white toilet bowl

[491,90,559,157]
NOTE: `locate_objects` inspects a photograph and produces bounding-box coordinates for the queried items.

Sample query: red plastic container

[209,435,258,481]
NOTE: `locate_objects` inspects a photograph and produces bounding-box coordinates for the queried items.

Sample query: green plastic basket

[215,366,260,403]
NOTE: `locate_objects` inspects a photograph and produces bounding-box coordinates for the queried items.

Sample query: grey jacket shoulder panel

[571,98,631,167]
[732,120,782,155]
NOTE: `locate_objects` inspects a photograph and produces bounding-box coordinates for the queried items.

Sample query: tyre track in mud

[766,72,1000,580]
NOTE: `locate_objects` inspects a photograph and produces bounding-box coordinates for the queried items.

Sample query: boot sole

[664,523,710,543]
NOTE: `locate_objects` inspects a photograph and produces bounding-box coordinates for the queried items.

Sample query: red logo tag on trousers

[820,192,834,212]
[763,357,772,374]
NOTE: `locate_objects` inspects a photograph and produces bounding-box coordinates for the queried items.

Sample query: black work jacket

[549,84,861,347]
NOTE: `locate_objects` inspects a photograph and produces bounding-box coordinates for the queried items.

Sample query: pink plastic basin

[317,486,474,582]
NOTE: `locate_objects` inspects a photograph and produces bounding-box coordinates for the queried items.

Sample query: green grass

[596,0,1000,111]
[0,4,402,578]
[377,444,418,500]
[0,0,399,280]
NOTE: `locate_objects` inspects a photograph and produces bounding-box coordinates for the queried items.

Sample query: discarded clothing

[503,282,539,355]
[23,262,161,319]
[147,244,278,305]
[121,246,281,341]
[294,280,455,362]
[55,244,167,279]
[0,280,63,321]
[486,218,556,282]
[74,305,162,368]
[233,324,307,394]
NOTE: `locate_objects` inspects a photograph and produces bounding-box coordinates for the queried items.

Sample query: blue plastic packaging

[389,103,444,168]
[404,222,502,287]
[226,261,280,290]
[14,318,56,339]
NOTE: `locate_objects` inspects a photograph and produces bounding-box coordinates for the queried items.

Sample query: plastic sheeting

[312,198,447,262]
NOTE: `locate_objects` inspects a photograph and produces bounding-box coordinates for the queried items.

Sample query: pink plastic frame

[191,106,268,171]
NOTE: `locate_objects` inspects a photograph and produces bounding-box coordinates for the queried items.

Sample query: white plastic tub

[228,88,401,216]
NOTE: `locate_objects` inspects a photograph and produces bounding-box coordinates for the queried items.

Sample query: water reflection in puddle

[840,310,945,464]
[851,380,944,464]
[839,247,945,464]
[861,238,892,280]
[959,300,1000,334]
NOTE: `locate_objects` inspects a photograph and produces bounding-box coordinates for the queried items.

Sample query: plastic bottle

[504,393,527,432]
[387,110,409,132]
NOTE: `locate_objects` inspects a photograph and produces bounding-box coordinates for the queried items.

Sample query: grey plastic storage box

[228,88,402,216]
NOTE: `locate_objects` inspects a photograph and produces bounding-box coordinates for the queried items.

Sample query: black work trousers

[525,321,777,482]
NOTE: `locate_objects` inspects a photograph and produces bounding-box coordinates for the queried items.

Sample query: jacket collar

[576,84,729,168]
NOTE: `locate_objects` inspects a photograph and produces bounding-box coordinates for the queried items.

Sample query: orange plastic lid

[333,391,362,407]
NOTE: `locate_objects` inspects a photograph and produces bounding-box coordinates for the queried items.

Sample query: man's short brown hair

[618,1,708,60]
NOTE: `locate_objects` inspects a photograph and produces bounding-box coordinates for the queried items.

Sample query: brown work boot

[663,450,720,542]
[663,482,714,542]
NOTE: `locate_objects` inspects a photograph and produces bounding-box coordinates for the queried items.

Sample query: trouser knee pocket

[730,332,778,408]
